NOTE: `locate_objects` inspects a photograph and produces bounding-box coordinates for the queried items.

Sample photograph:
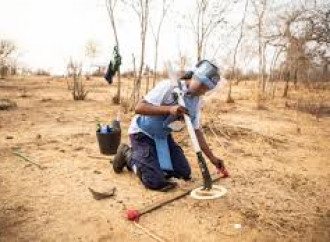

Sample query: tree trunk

[197,43,202,62]
[227,0,248,103]
[136,32,145,103]
[258,24,263,91]
[152,1,168,89]
[283,79,289,97]
[130,54,137,109]
[226,79,234,103]
[106,0,121,103]
[261,43,267,92]
[293,55,299,88]
[134,0,149,107]
[153,39,159,88]
[146,67,150,94]
[116,69,121,101]
[323,61,328,81]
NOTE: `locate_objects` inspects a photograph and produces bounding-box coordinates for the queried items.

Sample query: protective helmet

[192,60,220,90]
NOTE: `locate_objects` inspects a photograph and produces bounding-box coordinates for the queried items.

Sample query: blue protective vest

[137,91,199,171]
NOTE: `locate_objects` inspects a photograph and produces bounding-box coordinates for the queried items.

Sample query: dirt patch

[203,120,286,146]
[0,99,17,111]
[0,76,329,241]
[285,99,330,118]
[0,203,33,239]
[227,170,330,239]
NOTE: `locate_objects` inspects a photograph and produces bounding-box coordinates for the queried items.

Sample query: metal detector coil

[190,185,227,200]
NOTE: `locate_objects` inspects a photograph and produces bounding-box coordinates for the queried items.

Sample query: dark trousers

[129,132,191,190]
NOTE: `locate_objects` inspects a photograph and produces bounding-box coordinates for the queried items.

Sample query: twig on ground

[212,122,231,140]
[88,155,111,160]
[209,126,225,149]
[13,151,45,170]
[133,222,166,242]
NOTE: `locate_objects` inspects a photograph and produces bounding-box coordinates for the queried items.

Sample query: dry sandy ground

[0,76,329,242]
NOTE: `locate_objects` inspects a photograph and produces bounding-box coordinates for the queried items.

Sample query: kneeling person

[113,60,226,191]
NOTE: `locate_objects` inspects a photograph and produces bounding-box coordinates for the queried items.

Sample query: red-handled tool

[125,176,223,222]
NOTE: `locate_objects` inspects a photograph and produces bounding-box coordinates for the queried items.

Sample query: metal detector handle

[174,88,200,151]
[174,87,213,190]
[196,152,213,190]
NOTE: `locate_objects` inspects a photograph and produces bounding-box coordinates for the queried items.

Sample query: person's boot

[159,181,177,192]
[113,144,132,173]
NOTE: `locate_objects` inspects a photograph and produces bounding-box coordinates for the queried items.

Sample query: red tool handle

[125,209,141,222]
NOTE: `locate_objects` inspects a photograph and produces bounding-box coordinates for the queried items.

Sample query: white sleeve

[144,80,172,106]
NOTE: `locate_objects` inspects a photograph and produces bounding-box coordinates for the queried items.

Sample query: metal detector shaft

[174,88,213,190]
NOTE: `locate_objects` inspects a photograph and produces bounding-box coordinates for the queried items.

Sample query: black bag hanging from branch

[104,46,122,84]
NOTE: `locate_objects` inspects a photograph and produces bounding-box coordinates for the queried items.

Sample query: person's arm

[195,129,225,170]
[195,129,216,160]
[135,100,188,116]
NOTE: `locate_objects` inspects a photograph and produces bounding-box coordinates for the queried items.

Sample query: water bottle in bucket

[96,116,121,155]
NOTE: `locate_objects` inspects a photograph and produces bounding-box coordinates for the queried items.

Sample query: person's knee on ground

[163,168,191,181]
[141,176,166,190]
[176,166,192,181]
[140,174,177,192]
[135,164,177,192]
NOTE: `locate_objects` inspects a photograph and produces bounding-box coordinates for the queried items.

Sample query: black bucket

[96,130,121,155]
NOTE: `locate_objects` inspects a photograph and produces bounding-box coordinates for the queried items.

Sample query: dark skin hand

[135,100,189,116]
[195,129,225,170]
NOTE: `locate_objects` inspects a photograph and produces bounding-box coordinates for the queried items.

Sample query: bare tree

[266,9,304,97]
[85,40,98,60]
[270,8,317,96]
[304,8,330,81]
[131,53,137,107]
[251,0,268,93]
[106,0,122,102]
[226,0,249,103]
[174,24,190,74]
[266,44,285,97]
[176,52,189,74]
[85,39,99,78]
[123,0,152,107]
[150,0,171,88]
[188,0,230,62]
[67,58,88,100]
[0,40,16,79]
[145,65,150,94]
[262,1,330,98]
